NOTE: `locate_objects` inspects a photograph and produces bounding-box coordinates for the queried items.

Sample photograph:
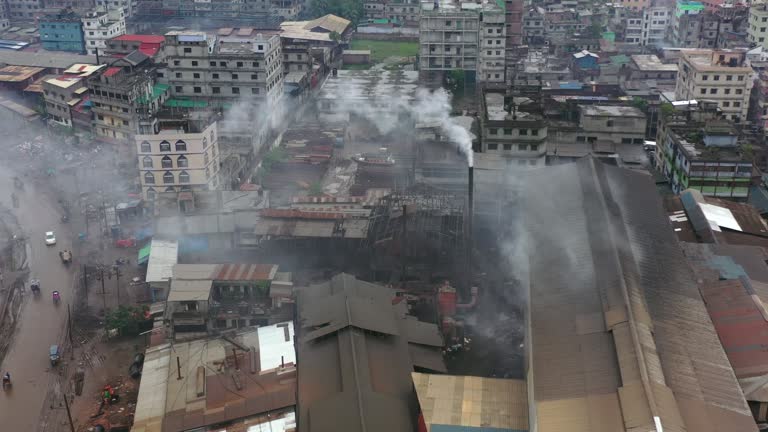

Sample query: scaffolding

[368,188,466,284]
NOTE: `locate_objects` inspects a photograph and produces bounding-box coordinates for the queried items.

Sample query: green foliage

[742,143,755,162]
[446,69,465,92]
[632,97,648,112]
[106,305,149,336]
[587,23,603,38]
[310,0,363,26]
[660,102,675,120]
[329,31,341,42]
[261,146,288,172]
[349,39,418,62]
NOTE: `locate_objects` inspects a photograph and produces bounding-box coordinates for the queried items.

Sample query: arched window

[140,141,151,153]
[175,140,187,151]
[161,155,173,168]
[142,156,153,168]
[146,187,156,201]
[177,155,189,168]
[144,172,155,184]
[163,171,174,184]
[179,171,190,184]
[159,140,171,152]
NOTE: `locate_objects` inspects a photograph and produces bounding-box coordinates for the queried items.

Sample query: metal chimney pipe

[467,166,474,291]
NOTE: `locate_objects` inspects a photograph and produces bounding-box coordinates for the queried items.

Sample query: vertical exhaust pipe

[467,166,474,291]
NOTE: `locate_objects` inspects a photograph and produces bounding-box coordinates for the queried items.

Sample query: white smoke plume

[320,79,474,167]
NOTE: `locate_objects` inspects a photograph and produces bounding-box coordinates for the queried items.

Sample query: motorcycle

[52,290,60,304]
[3,374,11,389]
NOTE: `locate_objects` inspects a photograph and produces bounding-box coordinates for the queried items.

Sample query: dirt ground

[69,334,143,432]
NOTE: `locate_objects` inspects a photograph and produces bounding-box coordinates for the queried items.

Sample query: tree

[660,102,675,120]
[106,305,149,336]
[631,97,648,112]
[329,31,341,43]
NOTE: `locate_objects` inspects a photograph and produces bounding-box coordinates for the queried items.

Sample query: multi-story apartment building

[618,0,648,12]
[478,90,547,167]
[624,14,643,44]
[43,63,104,128]
[523,6,544,45]
[7,0,42,21]
[669,0,705,47]
[749,3,768,49]
[479,5,505,84]
[272,0,301,20]
[162,29,284,108]
[386,0,420,26]
[419,0,505,85]
[82,7,126,56]
[97,0,134,17]
[135,115,221,200]
[282,37,312,75]
[39,11,85,53]
[87,52,167,150]
[656,103,754,198]
[675,49,753,122]
[641,6,670,46]
[0,2,11,30]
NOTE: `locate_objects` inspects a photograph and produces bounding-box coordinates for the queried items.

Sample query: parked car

[45,231,56,246]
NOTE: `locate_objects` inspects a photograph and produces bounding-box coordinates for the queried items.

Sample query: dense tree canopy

[310,0,363,26]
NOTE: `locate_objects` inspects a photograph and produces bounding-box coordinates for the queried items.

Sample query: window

[713,75,720,81]
[503,144,512,151]
[700,88,706,95]
[163,171,174,184]
[519,129,528,135]
[191,60,198,66]
[165,186,176,192]
[724,88,731,95]
[212,87,220,94]
[232,73,239,80]
[736,89,743,94]
[146,188,155,201]
[183,47,191,53]
[251,88,259,94]
[576,136,586,142]
[209,61,216,66]
[142,156,153,168]
[193,86,201,94]
[177,155,188,168]
[193,73,200,79]
[219,61,226,67]
[179,171,190,184]
[726,75,733,81]
[722,101,730,107]
[489,128,498,135]
[531,129,539,136]
[140,141,151,153]
[175,86,183,93]
[251,74,258,80]
[252,61,259,67]
[621,137,632,144]
[232,87,240,94]
[175,140,187,151]
[97,114,104,120]
[237,61,243,67]
[159,141,171,152]
[530,144,538,151]
[488,143,498,150]
[702,75,708,81]
[161,155,173,168]
[738,75,744,81]
[123,120,129,127]
[204,152,209,165]
[607,120,614,127]
[520,144,530,151]
[144,172,155,184]
[710,88,717,94]
[734,101,741,107]
[503,128,512,135]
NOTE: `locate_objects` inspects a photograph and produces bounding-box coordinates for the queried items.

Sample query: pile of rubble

[78,376,138,432]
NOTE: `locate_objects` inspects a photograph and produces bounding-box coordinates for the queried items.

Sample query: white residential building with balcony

[82,7,126,56]
[136,120,221,201]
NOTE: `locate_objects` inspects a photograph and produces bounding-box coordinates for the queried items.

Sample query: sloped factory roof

[524,157,756,432]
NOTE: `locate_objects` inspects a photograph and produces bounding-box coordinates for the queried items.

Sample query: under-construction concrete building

[418,0,506,85]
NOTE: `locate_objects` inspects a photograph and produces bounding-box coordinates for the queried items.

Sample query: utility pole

[114,265,121,306]
[62,393,75,432]
[82,264,88,297]
[100,267,107,312]
[68,304,74,360]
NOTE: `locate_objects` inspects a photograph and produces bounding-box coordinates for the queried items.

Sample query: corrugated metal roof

[145,239,178,283]
[700,278,768,379]
[213,263,277,281]
[167,279,212,302]
[412,373,528,432]
[297,274,445,432]
[524,158,756,432]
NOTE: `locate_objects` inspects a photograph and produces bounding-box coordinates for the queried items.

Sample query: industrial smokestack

[467,166,474,291]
